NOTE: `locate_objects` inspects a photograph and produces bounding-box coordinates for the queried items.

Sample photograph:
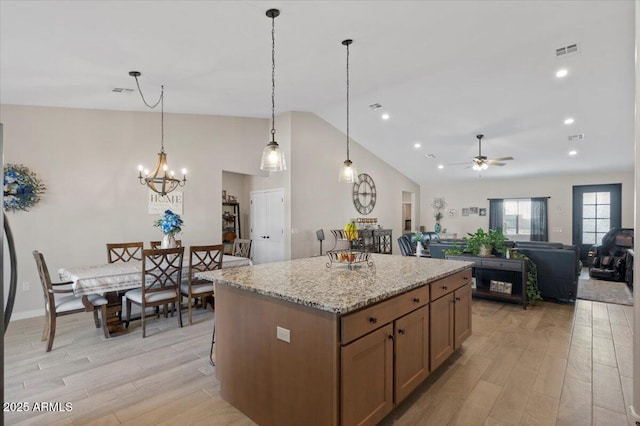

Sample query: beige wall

[289,112,421,258]
[2,105,420,318]
[1,104,272,318]
[420,172,634,244]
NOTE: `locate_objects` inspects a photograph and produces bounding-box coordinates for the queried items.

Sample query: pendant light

[260,9,287,172]
[131,71,187,196]
[339,39,358,182]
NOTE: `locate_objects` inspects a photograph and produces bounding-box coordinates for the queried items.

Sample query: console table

[446,255,527,309]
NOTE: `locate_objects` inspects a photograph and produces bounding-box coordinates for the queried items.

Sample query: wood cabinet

[341,324,394,426]
[342,305,430,426]
[213,261,472,426]
[394,306,429,403]
[430,280,472,371]
[429,292,454,370]
[454,283,472,348]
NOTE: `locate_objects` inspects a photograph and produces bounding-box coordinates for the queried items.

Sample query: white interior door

[250,189,285,264]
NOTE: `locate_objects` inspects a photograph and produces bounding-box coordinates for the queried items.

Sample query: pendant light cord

[346,41,350,161]
[132,74,165,153]
[271,13,276,142]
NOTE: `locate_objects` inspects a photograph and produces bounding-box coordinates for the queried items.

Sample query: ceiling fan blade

[489,162,506,166]
[488,156,513,162]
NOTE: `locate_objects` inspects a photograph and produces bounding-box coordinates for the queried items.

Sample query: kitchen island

[198,254,473,426]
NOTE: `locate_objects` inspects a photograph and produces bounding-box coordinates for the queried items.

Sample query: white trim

[629,405,640,421]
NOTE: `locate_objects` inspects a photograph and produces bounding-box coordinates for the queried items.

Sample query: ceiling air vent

[368,103,382,111]
[424,154,436,159]
[556,43,579,58]
[567,134,584,142]
[112,88,134,93]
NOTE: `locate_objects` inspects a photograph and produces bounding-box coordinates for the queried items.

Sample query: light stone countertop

[197,254,473,314]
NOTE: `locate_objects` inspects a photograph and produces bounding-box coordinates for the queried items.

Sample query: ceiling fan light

[472,163,481,171]
[482,163,488,170]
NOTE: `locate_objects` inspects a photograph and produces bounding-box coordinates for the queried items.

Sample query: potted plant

[463,228,507,257]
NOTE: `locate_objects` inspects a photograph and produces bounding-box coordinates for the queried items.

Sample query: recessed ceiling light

[437,164,444,169]
[564,117,575,125]
[381,113,390,120]
[414,143,421,148]
[556,68,568,78]
[569,150,577,156]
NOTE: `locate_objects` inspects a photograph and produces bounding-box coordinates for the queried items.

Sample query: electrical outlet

[276,326,290,343]
[22,282,30,291]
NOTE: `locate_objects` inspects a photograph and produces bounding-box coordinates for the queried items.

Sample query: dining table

[58,254,252,336]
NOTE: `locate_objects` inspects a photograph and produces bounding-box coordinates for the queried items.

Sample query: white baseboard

[10,309,44,321]
[629,405,640,422]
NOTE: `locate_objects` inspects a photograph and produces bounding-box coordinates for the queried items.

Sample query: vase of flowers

[432,197,447,234]
[154,210,183,248]
[411,231,426,257]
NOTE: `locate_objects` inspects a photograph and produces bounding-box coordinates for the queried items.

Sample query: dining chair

[232,239,252,258]
[149,240,183,249]
[33,251,109,351]
[181,244,223,325]
[106,242,144,263]
[125,247,184,338]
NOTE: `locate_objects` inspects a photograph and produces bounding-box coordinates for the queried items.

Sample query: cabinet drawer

[480,259,521,271]
[341,286,428,345]
[430,269,471,301]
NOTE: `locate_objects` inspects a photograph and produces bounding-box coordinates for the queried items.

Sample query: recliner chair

[589,228,633,281]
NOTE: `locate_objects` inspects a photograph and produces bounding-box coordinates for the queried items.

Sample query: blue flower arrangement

[3,164,46,213]
[154,210,183,236]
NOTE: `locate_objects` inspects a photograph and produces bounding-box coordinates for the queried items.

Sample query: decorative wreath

[3,164,46,212]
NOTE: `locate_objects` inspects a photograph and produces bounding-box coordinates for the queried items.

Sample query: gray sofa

[429,240,580,302]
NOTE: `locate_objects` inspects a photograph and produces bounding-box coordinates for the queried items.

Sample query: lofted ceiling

[0,1,634,185]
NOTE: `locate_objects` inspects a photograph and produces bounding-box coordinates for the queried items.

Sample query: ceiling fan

[450,134,514,171]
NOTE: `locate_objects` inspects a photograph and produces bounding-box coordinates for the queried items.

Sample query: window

[503,199,531,239]
[490,197,548,241]
[581,191,610,245]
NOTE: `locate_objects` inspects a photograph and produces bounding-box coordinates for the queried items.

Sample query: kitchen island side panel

[216,283,340,426]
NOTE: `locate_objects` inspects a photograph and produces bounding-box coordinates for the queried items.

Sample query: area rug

[577,277,633,306]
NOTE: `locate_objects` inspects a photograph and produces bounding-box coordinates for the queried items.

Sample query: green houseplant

[463,228,507,257]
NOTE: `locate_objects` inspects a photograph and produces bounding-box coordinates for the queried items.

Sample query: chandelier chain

[132,74,165,152]
[271,13,276,139]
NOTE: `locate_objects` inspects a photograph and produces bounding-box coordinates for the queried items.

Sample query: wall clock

[352,173,377,215]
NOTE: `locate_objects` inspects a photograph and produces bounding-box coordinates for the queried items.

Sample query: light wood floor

[4,298,635,425]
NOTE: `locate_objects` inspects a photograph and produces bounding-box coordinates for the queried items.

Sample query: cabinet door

[430,294,454,371]
[394,306,429,403]
[342,324,394,426]
[454,283,472,348]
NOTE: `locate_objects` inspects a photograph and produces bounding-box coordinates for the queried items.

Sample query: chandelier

[260,9,287,172]
[130,71,187,196]
[339,39,357,182]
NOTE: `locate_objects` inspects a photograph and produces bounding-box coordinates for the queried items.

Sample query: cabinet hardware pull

[441,285,448,290]
[413,298,420,303]
[388,335,394,341]
[369,317,377,324]
[398,329,406,335]
[455,297,461,301]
